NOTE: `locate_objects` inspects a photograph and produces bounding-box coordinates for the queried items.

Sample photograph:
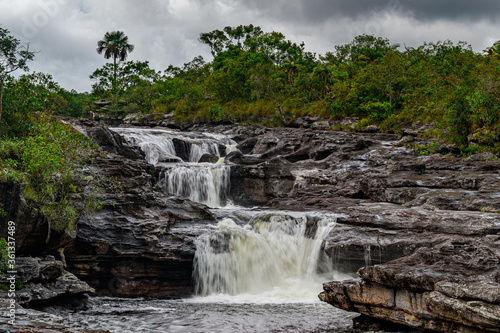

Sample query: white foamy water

[112,127,236,208]
[157,164,231,208]
[113,128,180,164]
[193,213,352,303]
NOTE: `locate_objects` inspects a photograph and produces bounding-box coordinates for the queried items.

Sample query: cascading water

[113,127,235,207]
[193,213,346,301]
[157,164,230,208]
[113,128,180,164]
[47,127,359,332]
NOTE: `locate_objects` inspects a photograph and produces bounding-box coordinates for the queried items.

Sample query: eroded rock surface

[65,120,216,298]
[190,124,500,331]
[30,120,499,330]
[0,256,94,310]
[320,239,500,332]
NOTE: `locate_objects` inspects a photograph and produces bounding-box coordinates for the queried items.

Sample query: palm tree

[96,31,134,92]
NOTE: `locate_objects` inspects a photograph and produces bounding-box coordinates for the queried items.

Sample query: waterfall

[193,213,338,298]
[157,164,231,207]
[113,128,180,164]
[112,127,235,207]
[189,142,220,163]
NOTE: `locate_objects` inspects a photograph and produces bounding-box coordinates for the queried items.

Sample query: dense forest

[1,24,500,231]
[4,25,500,149]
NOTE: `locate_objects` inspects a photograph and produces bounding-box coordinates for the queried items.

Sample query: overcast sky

[1,0,500,92]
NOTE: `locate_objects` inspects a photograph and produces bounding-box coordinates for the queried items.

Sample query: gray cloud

[235,0,500,23]
[0,0,499,92]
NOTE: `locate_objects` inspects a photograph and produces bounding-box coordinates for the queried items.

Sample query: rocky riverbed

[1,116,499,332]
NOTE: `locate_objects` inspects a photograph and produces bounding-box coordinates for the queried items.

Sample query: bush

[209,104,228,123]
[0,115,97,231]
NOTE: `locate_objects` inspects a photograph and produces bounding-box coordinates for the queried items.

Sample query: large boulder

[0,256,94,308]
[320,239,500,332]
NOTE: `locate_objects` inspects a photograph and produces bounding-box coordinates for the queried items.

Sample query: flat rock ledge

[0,256,100,333]
[319,239,500,332]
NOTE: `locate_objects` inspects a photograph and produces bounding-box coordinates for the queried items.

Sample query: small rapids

[113,127,235,207]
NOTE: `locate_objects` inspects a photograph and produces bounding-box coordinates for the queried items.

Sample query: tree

[0,27,35,126]
[335,34,399,64]
[96,31,135,92]
[1,72,63,136]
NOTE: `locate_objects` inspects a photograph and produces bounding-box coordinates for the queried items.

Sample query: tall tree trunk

[113,55,118,112]
[113,55,117,93]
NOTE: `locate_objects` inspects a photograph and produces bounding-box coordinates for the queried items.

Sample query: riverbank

[1,117,499,332]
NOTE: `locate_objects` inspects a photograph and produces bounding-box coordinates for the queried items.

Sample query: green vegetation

[0,27,35,125]
[0,238,9,272]
[0,112,97,231]
[85,26,500,153]
[0,28,98,233]
[96,31,135,94]
[413,141,442,156]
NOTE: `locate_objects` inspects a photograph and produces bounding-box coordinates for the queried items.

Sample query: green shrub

[0,115,97,232]
[0,139,22,161]
[414,141,441,156]
[209,104,228,123]
[360,101,393,122]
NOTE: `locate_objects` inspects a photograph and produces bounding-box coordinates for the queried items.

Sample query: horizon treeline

[3,25,500,151]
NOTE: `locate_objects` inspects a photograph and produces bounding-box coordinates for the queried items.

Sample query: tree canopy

[0,27,35,126]
[96,31,135,92]
[83,26,500,152]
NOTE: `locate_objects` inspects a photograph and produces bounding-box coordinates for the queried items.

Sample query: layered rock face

[191,124,500,331]
[12,119,496,330]
[0,256,100,332]
[319,239,500,332]
[0,180,70,255]
[65,120,216,298]
[2,256,94,307]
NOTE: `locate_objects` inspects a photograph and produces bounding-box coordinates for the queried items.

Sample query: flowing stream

[114,127,233,207]
[47,127,359,332]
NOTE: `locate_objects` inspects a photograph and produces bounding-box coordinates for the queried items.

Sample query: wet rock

[311,120,331,130]
[320,239,500,333]
[230,156,295,205]
[361,125,380,133]
[393,135,414,147]
[290,116,319,128]
[64,120,216,298]
[0,300,109,332]
[0,256,94,308]
[198,153,219,163]
[465,151,498,161]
